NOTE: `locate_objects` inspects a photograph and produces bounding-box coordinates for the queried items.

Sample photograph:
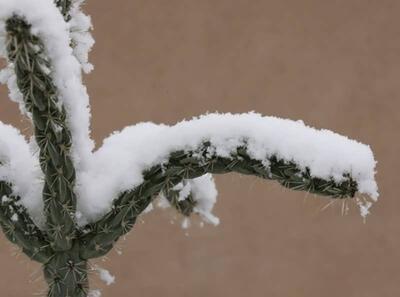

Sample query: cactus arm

[0,181,52,263]
[5,17,77,251]
[0,121,48,261]
[79,144,357,259]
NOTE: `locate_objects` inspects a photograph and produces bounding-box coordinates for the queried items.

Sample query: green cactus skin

[44,243,89,297]
[0,180,52,263]
[79,148,357,260]
[164,180,198,217]
[6,17,77,252]
[0,3,358,297]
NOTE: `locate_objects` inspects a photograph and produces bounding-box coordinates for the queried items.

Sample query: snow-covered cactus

[0,0,378,296]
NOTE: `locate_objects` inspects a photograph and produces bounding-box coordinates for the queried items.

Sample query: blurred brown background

[0,0,399,296]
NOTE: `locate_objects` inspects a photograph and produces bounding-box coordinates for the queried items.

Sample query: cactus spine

[0,1,365,297]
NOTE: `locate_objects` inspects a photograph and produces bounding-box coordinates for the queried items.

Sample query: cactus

[0,1,378,296]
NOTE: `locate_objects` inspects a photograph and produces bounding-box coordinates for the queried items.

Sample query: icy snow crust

[0,0,378,225]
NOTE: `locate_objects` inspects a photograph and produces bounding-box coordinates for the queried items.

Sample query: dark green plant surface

[0,181,51,263]
[55,0,73,21]
[6,17,77,252]
[79,148,357,260]
[0,3,357,297]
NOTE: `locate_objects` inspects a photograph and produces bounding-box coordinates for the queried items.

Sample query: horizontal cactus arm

[77,113,378,222]
[76,113,377,259]
[79,144,359,260]
[0,181,52,263]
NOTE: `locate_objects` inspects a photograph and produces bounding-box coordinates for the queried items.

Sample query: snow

[189,175,219,225]
[356,198,373,219]
[141,174,218,226]
[95,267,115,286]
[77,113,378,223]
[142,202,154,214]
[181,217,191,229]
[157,174,219,226]
[69,0,95,73]
[0,66,25,114]
[156,196,171,209]
[0,122,43,224]
[174,182,192,202]
[88,290,101,297]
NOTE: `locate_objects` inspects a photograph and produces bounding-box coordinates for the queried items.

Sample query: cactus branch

[0,181,51,263]
[5,17,77,251]
[79,143,357,259]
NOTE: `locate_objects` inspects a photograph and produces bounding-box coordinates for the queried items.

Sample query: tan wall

[0,0,399,296]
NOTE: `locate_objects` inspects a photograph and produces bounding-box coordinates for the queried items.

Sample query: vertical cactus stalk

[6,17,77,251]
[4,14,88,297]
[44,243,89,297]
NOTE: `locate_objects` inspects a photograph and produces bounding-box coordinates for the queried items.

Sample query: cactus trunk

[43,242,89,297]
